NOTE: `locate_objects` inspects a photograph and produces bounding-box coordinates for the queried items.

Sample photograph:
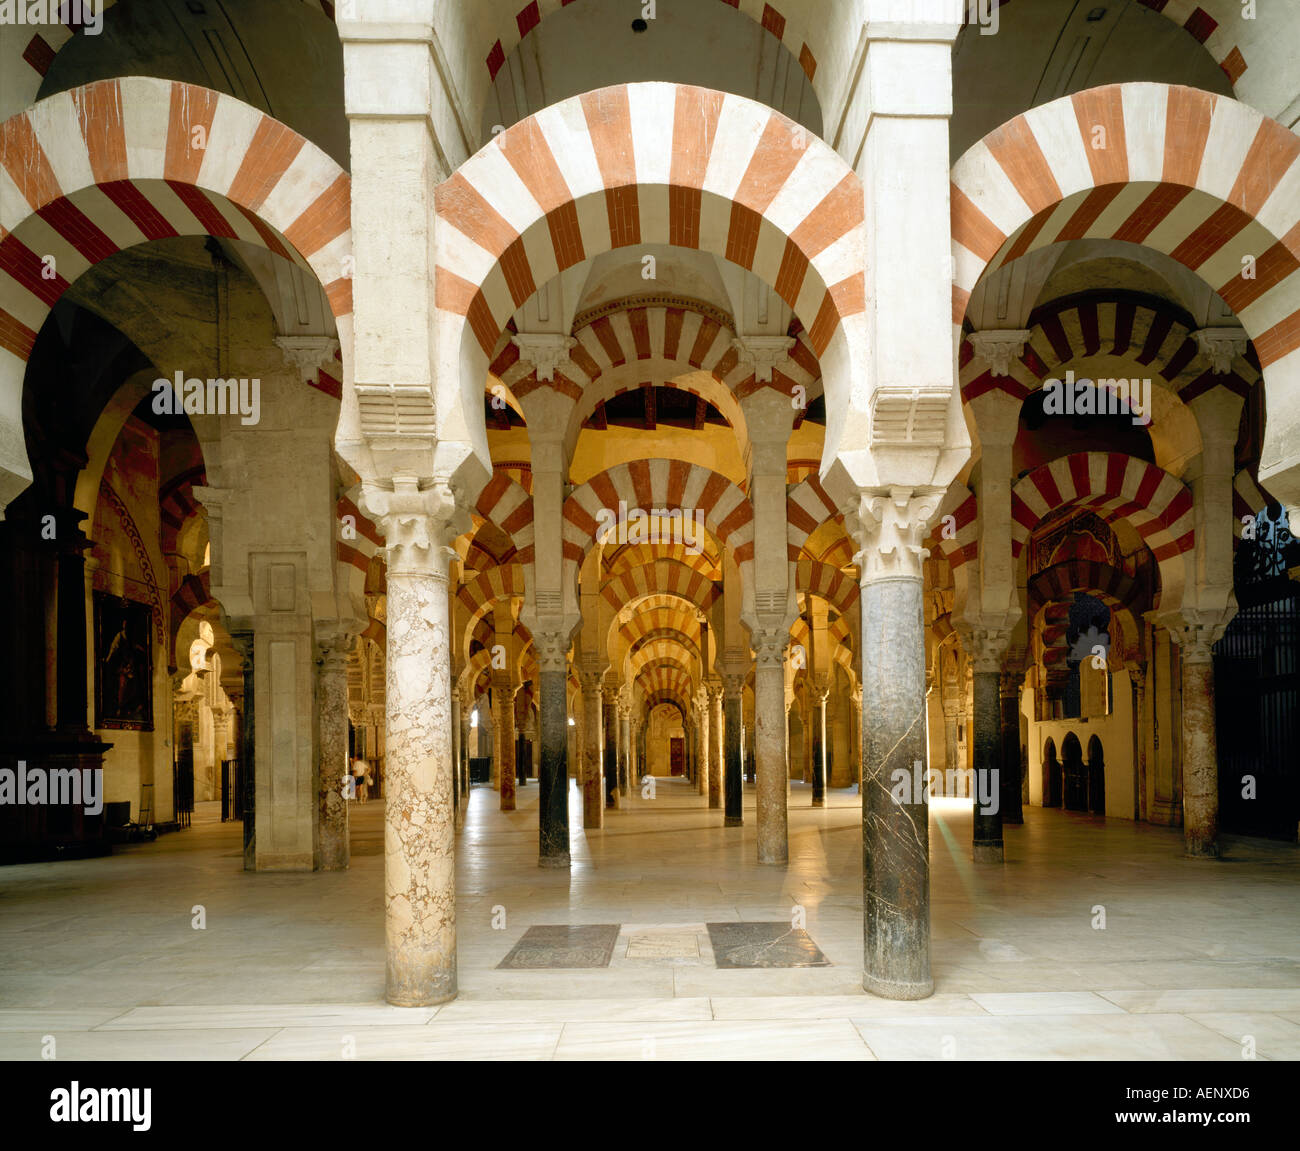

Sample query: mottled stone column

[536,632,570,867]
[618,705,631,800]
[1180,633,1220,858]
[721,673,744,826]
[1131,667,1148,822]
[999,670,1023,825]
[707,682,723,809]
[811,683,828,807]
[971,666,1003,862]
[457,682,474,823]
[314,631,353,870]
[604,697,619,809]
[752,630,789,864]
[493,676,517,812]
[579,672,604,830]
[450,692,463,831]
[696,691,710,797]
[361,478,461,1006]
[854,489,936,1000]
[231,630,256,870]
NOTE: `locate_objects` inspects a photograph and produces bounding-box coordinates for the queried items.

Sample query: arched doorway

[1043,738,1062,808]
[1062,733,1086,812]
[1087,735,1106,816]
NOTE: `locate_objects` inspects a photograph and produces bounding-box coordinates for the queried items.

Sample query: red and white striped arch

[622,622,701,662]
[563,459,753,595]
[336,493,383,618]
[600,558,722,615]
[605,540,717,581]
[636,663,695,712]
[1011,453,1194,603]
[795,556,858,619]
[0,78,352,505]
[786,473,841,556]
[456,563,527,628]
[1231,467,1280,547]
[952,85,1300,374]
[473,471,535,559]
[960,297,1260,407]
[435,82,866,453]
[490,298,823,417]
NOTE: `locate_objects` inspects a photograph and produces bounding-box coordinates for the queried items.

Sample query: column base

[538,852,571,869]
[386,987,458,1008]
[724,815,743,827]
[811,797,825,808]
[863,972,934,1001]
[758,853,787,866]
[708,797,721,809]
[973,843,1004,863]
[1184,839,1220,859]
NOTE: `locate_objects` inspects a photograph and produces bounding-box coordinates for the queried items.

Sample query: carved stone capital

[532,630,570,674]
[749,621,789,669]
[360,476,463,580]
[1192,327,1248,375]
[578,669,606,698]
[275,335,340,383]
[512,332,576,382]
[720,672,746,699]
[732,334,795,383]
[968,329,1030,378]
[957,621,1016,674]
[848,486,941,583]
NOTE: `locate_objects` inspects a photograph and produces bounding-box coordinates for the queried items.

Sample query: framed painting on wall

[95,594,154,731]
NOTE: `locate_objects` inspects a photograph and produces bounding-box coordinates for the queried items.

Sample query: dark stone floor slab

[496,924,621,969]
[706,922,831,969]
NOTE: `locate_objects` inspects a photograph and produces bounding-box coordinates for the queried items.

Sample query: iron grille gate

[1214,592,1300,840]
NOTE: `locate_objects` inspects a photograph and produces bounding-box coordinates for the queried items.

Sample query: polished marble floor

[1,777,1298,1060]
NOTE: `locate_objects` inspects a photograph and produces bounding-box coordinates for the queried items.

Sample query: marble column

[314,631,352,870]
[579,672,604,830]
[450,691,463,831]
[362,478,460,1007]
[534,633,570,866]
[696,691,710,797]
[971,666,1003,862]
[1131,668,1148,822]
[811,683,828,807]
[752,630,789,864]
[942,700,960,799]
[851,685,863,791]
[493,676,517,812]
[231,630,256,871]
[855,490,935,1000]
[604,697,619,809]
[618,704,631,801]
[721,673,744,826]
[1180,635,1220,858]
[999,670,1023,825]
[707,683,723,809]
[458,682,473,816]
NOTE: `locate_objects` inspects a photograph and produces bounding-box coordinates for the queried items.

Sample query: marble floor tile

[244,1023,563,1061]
[0,1028,279,1061]
[1183,1012,1300,1059]
[850,1013,1245,1060]
[969,992,1128,1015]
[553,1019,876,1060]
[1099,988,1300,1014]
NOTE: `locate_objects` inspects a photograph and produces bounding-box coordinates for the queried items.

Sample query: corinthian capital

[512,332,576,382]
[359,476,465,578]
[847,486,941,583]
[968,329,1030,378]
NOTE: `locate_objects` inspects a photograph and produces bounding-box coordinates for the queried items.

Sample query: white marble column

[362,478,461,1006]
[752,627,790,865]
[313,629,353,870]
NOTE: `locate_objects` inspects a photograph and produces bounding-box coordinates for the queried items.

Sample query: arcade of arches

[0,0,1298,1019]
